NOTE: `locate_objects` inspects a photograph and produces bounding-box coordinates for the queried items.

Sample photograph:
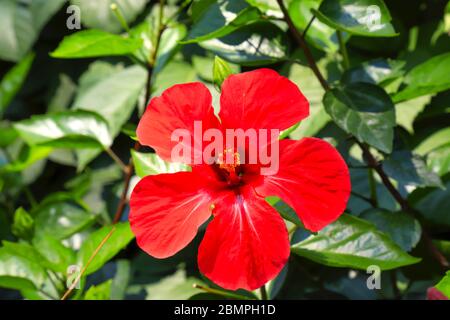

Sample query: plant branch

[112,0,167,225]
[192,283,254,300]
[260,284,268,300]
[337,30,350,69]
[61,226,116,300]
[276,0,449,270]
[302,15,316,38]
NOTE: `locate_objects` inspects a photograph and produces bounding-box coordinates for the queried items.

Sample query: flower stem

[368,167,378,207]
[110,3,131,33]
[337,30,350,70]
[193,284,254,300]
[260,284,268,300]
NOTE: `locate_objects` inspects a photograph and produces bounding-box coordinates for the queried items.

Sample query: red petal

[198,186,290,291]
[129,171,217,258]
[137,82,220,164]
[427,287,448,300]
[219,69,309,131]
[254,138,351,232]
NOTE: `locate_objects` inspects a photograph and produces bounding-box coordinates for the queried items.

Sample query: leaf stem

[337,30,350,70]
[61,226,116,300]
[260,284,268,300]
[302,15,316,38]
[368,167,378,207]
[105,147,128,173]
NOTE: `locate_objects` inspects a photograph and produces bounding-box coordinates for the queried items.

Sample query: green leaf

[50,30,143,59]
[73,64,146,170]
[213,55,233,90]
[314,0,397,37]
[0,53,35,116]
[272,198,303,228]
[0,242,46,291]
[199,22,288,66]
[394,53,450,102]
[284,63,329,139]
[111,260,130,300]
[84,280,112,300]
[245,0,280,14]
[342,59,405,86]
[34,201,96,240]
[145,268,205,300]
[11,207,34,241]
[32,235,76,274]
[360,208,421,251]
[152,60,197,97]
[288,0,345,52]
[0,0,65,61]
[0,122,18,147]
[70,0,147,33]
[323,82,396,153]
[14,110,112,149]
[434,271,450,299]
[395,95,431,134]
[382,150,443,188]
[182,0,261,44]
[131,150,188,178]
[1,145,52,172]
[291,214,421,270]
[415,127,450,156]
[77,222,134,275]
[415,179,450,227]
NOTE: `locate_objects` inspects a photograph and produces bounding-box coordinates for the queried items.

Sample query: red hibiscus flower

[130,69,351,291]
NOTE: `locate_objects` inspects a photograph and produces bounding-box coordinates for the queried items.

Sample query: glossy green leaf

[34,201,96,240]
[213,55,233,90]
[73,64,146,170]
[360,208,421,251]
[342,59,405,85]
[111,260,130,300]
[291,214,421,270]
[32,235,76,274]
[382,150,443,188]
[50,30,143,59]
[70,0,147,33]
[0,0,65,61]
[11,207,34,241]
[314,0,397,37]
[131,150,188,178]
[14,111,112,149]
[323,82,396,153]
[1,145,52,172]
[0,242,46,291]
[288,0,345,52]
[0,53,34,116]
[182,0,261,44]
[77,222,134,275]
[394,53,450,102]
[200,22,288,66]
[395,95,431,134]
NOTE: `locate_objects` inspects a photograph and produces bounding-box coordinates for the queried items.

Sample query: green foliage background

[0,0,449,300]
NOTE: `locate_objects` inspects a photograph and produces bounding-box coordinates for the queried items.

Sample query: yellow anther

[217,149,240,173]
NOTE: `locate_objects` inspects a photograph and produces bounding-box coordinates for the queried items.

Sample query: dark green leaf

[182,0,261,44]
[416,179,450,227]
[323,82,395,153]
[200,22,288,66]
[383,150,443,188]
[111,260,130,300]
[314,0,397,37]
[50,30,143,59]
[0,53,35,116]
[360,208,421,251]
[342,59,405,85]
[77,222,134,275]
[291,214,421,270]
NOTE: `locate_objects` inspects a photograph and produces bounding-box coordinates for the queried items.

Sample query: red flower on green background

[129,69,351,291]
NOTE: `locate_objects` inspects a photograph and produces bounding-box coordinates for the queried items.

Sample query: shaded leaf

[131,150,188,178]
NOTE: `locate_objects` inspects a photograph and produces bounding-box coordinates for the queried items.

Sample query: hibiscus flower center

[215,148,243,185]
